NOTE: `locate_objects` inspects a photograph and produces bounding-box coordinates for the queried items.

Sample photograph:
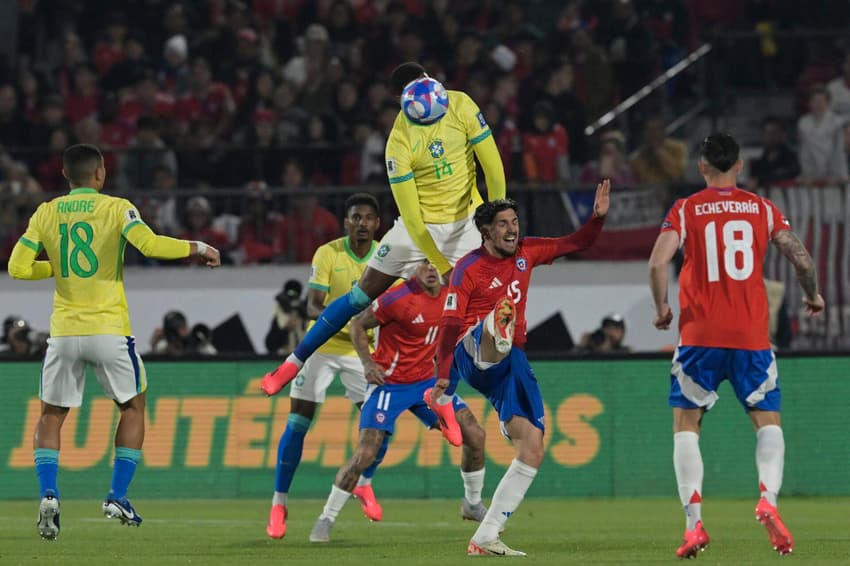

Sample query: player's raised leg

[467,415,537,557]
[261,269,397,396]
[427,297,515,446]
[672,407,709,558]
[310,428,386,542]
[751,410,793,555]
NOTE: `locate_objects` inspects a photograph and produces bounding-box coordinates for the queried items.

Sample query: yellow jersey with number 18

[384,90,492,224]
[307,237,377,357]
[14,188,185,337]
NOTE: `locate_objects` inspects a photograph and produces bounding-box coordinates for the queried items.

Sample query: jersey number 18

[704,220,753,282]
[59,221,99,278]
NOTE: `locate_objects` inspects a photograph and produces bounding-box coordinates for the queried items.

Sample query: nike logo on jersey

[489,277,503,289]
[412,141,421,153]
[334,267,346,272]
[411,314,424,324]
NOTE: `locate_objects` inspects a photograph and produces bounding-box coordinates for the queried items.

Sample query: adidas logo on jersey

[411,314,425,324]
[489,277,503,289]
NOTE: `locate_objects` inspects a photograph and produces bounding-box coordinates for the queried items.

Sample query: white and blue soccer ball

[401,77,449,125]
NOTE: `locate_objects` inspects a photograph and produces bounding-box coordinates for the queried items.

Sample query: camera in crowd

[154,310,217,355]
[1,316,48,356]
[275,279,307,319]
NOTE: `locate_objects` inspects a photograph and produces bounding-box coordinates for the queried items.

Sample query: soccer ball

[401,77,449,125]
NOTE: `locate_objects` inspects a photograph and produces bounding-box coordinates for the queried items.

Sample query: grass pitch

[1,497,846,565]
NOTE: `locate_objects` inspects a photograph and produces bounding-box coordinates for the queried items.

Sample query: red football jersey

[447,238,578,348]
[372,279,447,384]
[662,186,790,350]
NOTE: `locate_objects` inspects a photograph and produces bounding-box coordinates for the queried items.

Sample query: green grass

[0,498,847,565]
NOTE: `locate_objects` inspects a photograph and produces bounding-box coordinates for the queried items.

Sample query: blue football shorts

[668,345,780,412]
[360,378,468,435]
[451,321,545,436]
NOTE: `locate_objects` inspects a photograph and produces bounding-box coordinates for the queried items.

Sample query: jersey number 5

[704,220,753,282]
[59,222,99,278]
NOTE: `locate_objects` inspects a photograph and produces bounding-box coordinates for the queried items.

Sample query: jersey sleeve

[308,245,332,293]
[385,115,413,185]
[522,215,606,266]
[764,197,791,239]
[459,92,492,147]
[661,199,685,239]
[17,203,45,253]
[121,198,191,258]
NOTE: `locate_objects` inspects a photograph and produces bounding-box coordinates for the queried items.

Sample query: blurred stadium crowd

[1,0,850,270]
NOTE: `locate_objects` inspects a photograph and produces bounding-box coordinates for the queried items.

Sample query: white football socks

[673,431,703,530]
[756,425,784,507]
[272,492,287,507]
[285,353,304,369]
[472,459,536,543]
[461,468,485,505]
[356,475,371,487]
[319,485,351,522]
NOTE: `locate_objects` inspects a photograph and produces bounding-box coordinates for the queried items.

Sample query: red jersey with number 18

[371,279,447,384]
[662,186,790,350]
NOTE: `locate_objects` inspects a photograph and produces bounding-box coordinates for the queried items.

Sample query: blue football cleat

[103,497,143,527]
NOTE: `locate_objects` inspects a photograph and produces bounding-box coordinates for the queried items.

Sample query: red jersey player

[648,133,824,559]
[427,181,610,556]
[307,260,488,543]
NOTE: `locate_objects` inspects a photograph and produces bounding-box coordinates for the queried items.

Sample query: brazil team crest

[428,139,444,159]
[376,244,391,258]
[516,257,527,271]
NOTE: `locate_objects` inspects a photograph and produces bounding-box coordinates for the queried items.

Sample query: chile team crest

[516,257,527,272]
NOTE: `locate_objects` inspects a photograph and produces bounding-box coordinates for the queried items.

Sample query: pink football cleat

[261,362,299,396]
[675,520,709,559]
[755,497,793,555]
[266,503,287,539]
[352,484,383,522]
[424,388,462,447]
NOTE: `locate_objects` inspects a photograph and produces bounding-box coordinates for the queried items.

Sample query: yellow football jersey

[307,237,377,356]
[13,187,189,337]
[384,90,492,224]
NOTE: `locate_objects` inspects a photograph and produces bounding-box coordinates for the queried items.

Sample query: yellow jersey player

[266,193,387,539]
[262,61,506,395]
[7,144,221,540]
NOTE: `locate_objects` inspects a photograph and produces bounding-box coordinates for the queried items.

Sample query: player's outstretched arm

[125,222,219,266]
[390,178,452,274]
[772,229,825,315]
[648,230,679,329]
[7,240,53,280]
[350,308,386,385]
[473,134,506,201]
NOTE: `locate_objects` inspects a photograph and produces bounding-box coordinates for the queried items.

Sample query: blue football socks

[293,285,371,361]
[109,447,142,500]
[361,435,390,479]
[34,448,59,499]
[274,413,312,493]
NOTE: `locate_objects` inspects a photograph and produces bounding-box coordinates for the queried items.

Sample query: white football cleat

[467,538,526,556]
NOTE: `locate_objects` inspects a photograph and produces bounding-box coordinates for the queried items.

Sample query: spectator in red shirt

[178,196,231,265]
[36,128,70,192]
[64,64,100,124]
[120,73,176,128]
[279,160,339,262]
[99,93,135,150]
[522,101,570,183]
[94,14,128,74]
[237,182,287,264]
[175,57,235,145]
[55,32,87,99]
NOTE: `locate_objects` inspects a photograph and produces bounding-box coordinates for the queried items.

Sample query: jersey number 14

[704,220,753,282]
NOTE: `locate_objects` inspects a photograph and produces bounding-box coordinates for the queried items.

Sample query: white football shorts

[289,352,368,404]
[40,335,147,407]
[367,216,481,279]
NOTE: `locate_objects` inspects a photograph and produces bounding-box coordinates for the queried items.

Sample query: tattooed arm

[772,230,825,315]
